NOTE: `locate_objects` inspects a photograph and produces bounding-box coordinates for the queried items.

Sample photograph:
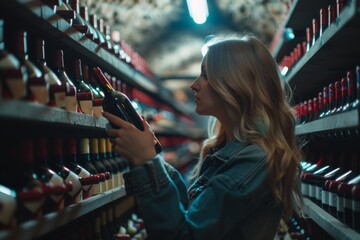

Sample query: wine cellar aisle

[1,0,360,239]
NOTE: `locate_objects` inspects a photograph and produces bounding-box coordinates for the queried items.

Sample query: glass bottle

[342,71,355,112]
[319,8,327,37]
[336,78,347,113]
[0,19,27,100]
[55,0,75,25]
[99,138,116,191]
[33,138,68,214]
[328,4,336,26]
[319,86,328,118]
[352,66,360,109]
[71,59,93,115]
[352,182,360,232]
[13,31,49,104]
[93,67,162,154]
[89,14,106,46]
[90,138,111,192]
[82,63,103,116]
[63,138,100,200]
[105,138,121,189]
[4,139,46,224]
[312,18,319,46]
[325,83,334,116]
[48,138,82,206]
[79,6,98,42]
[306,27,312,52]
[0,184,17,230]
[34,39,66,108]
[77,138,104,195]
[52,49,77,112]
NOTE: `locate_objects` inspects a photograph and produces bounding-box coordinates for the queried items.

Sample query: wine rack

[0,0,193,118]
[272,0,360,239]
[0,188,130,240]
[0,0,203,239]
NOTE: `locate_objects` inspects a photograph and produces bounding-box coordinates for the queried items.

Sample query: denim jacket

[124,140,282,240]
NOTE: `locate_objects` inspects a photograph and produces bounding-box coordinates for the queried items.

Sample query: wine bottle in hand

[92,67,162,154]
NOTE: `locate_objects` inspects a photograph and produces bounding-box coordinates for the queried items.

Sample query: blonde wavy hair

[192,34,303,219]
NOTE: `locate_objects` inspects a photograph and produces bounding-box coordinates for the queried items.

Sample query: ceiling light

[186,0,209,24]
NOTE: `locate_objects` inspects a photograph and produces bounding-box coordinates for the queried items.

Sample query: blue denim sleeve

[123,150,275,240]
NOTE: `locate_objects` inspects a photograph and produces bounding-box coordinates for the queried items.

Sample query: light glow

[187,0,209,24]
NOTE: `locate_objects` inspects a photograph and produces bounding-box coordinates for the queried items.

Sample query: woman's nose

[190,78,199,92]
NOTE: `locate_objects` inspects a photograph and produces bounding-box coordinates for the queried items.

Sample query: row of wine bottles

[279,0,345,75]
[37,196,146,240]
[294,65,360,125]
[0,136,129,230]
[300,141,360,232]
[42,0,153,79]
[0,18,183,134]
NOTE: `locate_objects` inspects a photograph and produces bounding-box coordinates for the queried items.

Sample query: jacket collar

[211,139,249,162]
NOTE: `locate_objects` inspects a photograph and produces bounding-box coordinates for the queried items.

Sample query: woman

[103,33,303,240]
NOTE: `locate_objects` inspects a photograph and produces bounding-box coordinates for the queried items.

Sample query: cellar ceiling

[80,0,289,96]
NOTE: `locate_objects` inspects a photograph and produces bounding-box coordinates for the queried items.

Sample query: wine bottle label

[5,76,26,99]
[309,184,316,198]
[113,172,119,188]
[44,67,61,85]
[102,180,108,192]
[77,167,92,192]
[329,192,337,207]
[0,187,17,227]
[54,91,66,108]
[0,53,20,68]
[79,138,90,154]
[108,178,113,191]
[22,187,45,215]
[93,105,103,116]
[65,95,77,112]
[352,199,360,211]
[337,196,344,213]
[65,170,82,199]
[48,173,65,206]
[315,185,322,201]
[322,190,329,205]
[29,85,49,104]
[79,99,93,115]
[91,183,101,195]
[119,172,124,187]
[111,174,115,189]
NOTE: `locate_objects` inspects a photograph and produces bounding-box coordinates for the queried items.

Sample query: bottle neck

[36,39,46,67]
[93,69,114,95]
[79,138,92,162]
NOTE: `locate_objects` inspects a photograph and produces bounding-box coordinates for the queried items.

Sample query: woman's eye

[201,72,207,79]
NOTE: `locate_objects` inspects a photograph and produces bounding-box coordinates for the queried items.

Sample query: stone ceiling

[80,0,289,93]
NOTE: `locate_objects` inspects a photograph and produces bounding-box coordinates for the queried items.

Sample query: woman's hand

[102,111,157,167]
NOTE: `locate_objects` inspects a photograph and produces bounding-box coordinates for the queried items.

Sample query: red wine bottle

[71,59,93,115]
[0,184,17,230]
[34,39,66,108]
[33,138,68,214]
[63,138,100,200]
[0,19,27,100]
[92,67,162,154]
[90,138,111,192]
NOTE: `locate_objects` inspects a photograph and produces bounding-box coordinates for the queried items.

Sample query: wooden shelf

[295,108,360,135]
[271,0,330,61]
[304,198,360,240]
[285,0,360,101]
[0,187,128,240]
[0,100,203,138]
[0,0,192,117]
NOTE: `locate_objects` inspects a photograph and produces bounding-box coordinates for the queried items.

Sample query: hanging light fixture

[186,0,209,24]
